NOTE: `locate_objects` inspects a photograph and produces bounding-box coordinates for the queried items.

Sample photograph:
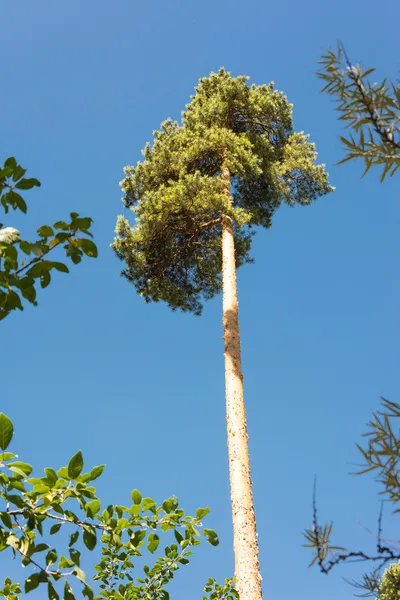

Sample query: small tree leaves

[85,499,100,518]
[77,238,98,258]
[53,221,68,230]
[68,451,84,479]
[69,531,79,547]
[196,507,210,520]
[14,178,40,190]
[203,578,239,599]
[83,527,97,551]
[24,574,40,593]
[87,464,104,482]
[4,157,17,169]
[0,413,14,450]
[0,412,225,600]
[131,489,142,505]
[50,523,62,535]
[204,529,219,546]
[7,461,32,478]
[72,568,86,583]
[37,225,54,237]
[64,581,75,600]
[147,532,160,554]
[0,157,97,322]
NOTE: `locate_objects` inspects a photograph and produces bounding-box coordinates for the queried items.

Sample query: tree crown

[113,68,333,314]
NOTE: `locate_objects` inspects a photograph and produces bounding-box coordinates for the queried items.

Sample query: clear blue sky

[2,0,400,598]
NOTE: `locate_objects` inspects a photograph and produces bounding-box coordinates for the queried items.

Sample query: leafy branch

[0,413,231,600]
[318,42,400,180]
[0,156,98,321]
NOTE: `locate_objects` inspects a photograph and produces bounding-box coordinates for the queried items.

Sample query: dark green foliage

[113,68,333,314]
[0,413,229,599]
[318,43,400,180]
[0,157,97,321]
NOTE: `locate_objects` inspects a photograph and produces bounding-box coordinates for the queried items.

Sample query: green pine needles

[113,68,334,315]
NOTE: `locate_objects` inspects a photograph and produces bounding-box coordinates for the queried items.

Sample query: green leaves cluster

[318,43,400,180]
[203,578,239,600]
[0,578,22,599]
[0,157,40,215]
[113,68,333,315]
[0,157,97,320]
[0,413,228,600]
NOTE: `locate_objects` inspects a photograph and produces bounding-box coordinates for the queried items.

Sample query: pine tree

[113,68,333,599]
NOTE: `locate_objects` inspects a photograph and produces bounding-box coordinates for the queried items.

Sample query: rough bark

[221,163,263,600]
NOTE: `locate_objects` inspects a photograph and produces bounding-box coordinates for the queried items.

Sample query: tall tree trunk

[221,164,263,600]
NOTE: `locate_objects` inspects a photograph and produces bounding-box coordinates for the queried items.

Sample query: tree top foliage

[113,68,333,315]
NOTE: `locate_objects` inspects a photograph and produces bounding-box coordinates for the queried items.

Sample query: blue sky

[1,0,400,598]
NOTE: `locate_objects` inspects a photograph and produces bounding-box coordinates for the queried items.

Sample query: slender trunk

[221,164,263,600]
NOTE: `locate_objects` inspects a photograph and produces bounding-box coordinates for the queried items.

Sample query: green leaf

[21,284,37,304]
[339,135,356,149]
[204,528,219,546]
[46,549,57,567]
[59,556,75,569]
[12,165,27,182]
[130,529,146,547]
[0,414,14,451]
[15,178,40,190]
[73,567,86,583]
[147,533,160,554]
[68,451,84,479]
[8,461,32,478]
[48,582,59,600]
[4,157,17,169]
[0,513,13,529]
[57,466,71,480]
[85,500,100,517]
[3,190,27,213]
[37,225,54,237]
[131,489,142,505]
[162,498,175,513]
[69,531,79,547]
[0,166,14,178]
[64,581,75,600]
[53,221,68,230]
[196,507,210,520]
[19,240,31,255]
[380,162,392,182]
[0,452,17,461]
[87,464,104,482]
[33,543,50,554]
[83,528,97,551]
[82,585,94,600]
[174,530,183,545]
[25,574,40,593]
[50,523,62,535]
[51,262,69,273]
[44,468,58,485]
[78,238,98,258]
